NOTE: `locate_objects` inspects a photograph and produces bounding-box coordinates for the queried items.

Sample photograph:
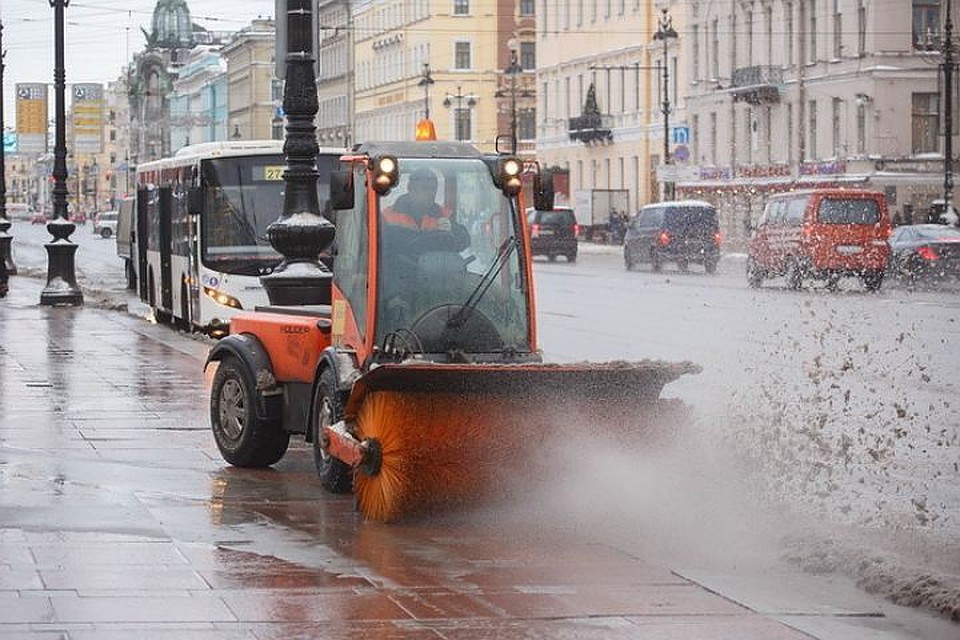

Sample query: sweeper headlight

[371,155,398,194]
[498,156,523,196]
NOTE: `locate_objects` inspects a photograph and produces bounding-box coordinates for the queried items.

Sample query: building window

[833,11,842,59]
[765,7,773,67]
[808,4,817,63]
[692,24,700,81]
[710,18,719,79]
[808,99,818,159]
[453,0,469,16]
[856,102,866,154]
[520,42,536,70]
[746,10,753,66]
[455,41,471,69]
[520,0,534,16]
[455,108,472,141]
[786,2,794,65]
[858,1,867,56]
[692,114,699,162]
[787,103,794,163]
[912,92,940,153]
[832,97,842,155]
[730,14,737,72]
[709,112,717,165]
[913,0,940,50]
[518,108,536,141]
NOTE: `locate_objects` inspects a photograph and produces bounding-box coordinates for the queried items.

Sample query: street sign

[672,125,690,145]
[72,83,104,154]
[657,164,700,182]
[15,83,48,154]
[673,144,690,162]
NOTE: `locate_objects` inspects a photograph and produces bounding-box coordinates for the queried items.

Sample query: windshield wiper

[447,235,518,330]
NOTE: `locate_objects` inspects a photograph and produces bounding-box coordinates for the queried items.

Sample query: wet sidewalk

[1,276,956,639]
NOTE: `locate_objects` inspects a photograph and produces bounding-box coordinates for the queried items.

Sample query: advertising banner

[72,83,104,154]
[15,83,48,154]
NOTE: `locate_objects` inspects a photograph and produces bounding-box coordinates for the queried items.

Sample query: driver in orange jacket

[381,168,470,252]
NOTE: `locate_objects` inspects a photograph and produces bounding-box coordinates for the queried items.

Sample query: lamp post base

[261,260,332,307]
[0,218,16,275]
[40,240,83,306]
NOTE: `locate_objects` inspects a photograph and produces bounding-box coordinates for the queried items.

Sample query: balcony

[729,65,782,105]
[567,113,613,145]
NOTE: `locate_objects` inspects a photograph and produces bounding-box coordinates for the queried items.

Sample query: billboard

[72,83,104,154]
[15,83,48,154]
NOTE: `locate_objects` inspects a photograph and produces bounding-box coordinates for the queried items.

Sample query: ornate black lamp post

[943,0,956,221]
[443,86,477,141]
[417,63,435,119]
[654,8,678,201]
[0,19,16,277]
[41,0,82,306]
[501,48,523,143]
[259,0,334,306]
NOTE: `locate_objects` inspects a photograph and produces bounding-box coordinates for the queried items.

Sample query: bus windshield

[375,157,531,354]
[201,156,284,274]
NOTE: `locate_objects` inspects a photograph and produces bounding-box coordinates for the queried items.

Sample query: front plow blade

[346,360,700,522]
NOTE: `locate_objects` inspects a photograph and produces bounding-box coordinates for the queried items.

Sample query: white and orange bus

[133,140,343,334]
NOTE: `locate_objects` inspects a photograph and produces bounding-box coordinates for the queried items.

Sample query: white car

[93,210,119,238]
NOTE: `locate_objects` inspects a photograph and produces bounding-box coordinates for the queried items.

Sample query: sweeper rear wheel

[312,368,353,493]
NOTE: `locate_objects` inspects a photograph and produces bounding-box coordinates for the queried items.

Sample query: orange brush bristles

[353,391,529,522]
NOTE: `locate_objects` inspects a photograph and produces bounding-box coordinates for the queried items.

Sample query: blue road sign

[672,126,690,145]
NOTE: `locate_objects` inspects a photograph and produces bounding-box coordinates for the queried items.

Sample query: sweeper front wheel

[210,355,289,467]
[311,368,353,493]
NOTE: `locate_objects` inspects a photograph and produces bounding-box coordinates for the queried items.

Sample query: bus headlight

[203,286,243,309]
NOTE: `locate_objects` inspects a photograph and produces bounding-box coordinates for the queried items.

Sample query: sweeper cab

[206,140,698,521]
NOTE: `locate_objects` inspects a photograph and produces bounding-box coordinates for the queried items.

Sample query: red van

[747,189,891,291]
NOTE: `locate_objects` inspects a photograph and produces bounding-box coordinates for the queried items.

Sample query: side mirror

[330,170,354,210]
[187,186,203,215]
[533,168,555,211]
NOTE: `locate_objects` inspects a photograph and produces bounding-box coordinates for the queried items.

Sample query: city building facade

[535,2,684,212]
[222,19,281,141]
[678,0,959,247]
[170,46,229,152]
[316,0,354,148]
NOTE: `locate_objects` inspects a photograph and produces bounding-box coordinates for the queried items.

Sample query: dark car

[888,224,960,283]
[623,200,721,273]
[526,207,579,262]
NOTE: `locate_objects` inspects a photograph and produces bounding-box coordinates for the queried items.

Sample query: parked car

[623,200,721,273]
[92,210,119,238]
[526,207,579,262]
[70,211,87,225]
[30,211,48,225]
[887,224,960,283]
[747,188,891,291]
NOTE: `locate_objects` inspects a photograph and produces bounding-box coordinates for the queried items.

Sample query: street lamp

[654,7,678,202]
[259,0,334,306]
[418,63,435,119]
[942,0,956,222]
[42,0,82,306]
[443,86,477,141]
[498,48,523,145]
[0,18,17,277]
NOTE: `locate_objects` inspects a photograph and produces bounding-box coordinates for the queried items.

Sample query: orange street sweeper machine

[206,141,699,521]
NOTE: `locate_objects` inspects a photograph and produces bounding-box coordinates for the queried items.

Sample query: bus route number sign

[262,166,285,181]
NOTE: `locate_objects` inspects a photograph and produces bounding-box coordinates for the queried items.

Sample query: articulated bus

[133,140,342,335]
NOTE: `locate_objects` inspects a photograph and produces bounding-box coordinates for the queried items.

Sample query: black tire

[100,227,112,239]
[547,254,557,262]
[746,258,764,288]
[862,270,884,292]
[704,258,718,274]
[785,258,803,290]
[210,355,289,467]
[566,251,577,263]
[312,368,353,493]
[677,259,689,272]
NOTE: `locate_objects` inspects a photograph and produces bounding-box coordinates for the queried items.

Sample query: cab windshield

[375,157,531,355]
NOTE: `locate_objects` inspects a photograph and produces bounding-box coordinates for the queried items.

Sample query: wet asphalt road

[1,226,958,638]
